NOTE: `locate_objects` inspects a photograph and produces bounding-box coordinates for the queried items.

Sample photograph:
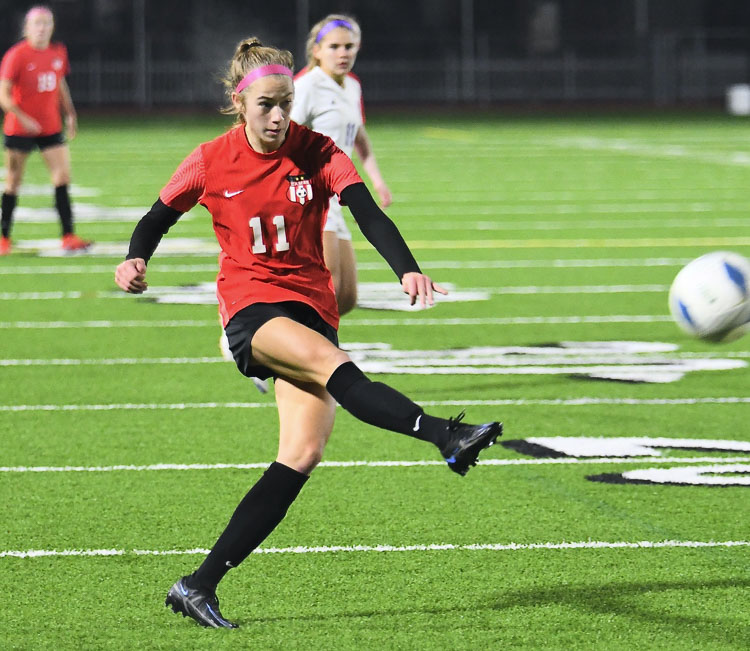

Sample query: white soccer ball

[668,251,750,342]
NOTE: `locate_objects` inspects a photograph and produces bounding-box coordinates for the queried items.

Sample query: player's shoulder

[200,125,241,154]
[293,65,311,81]
[346,71,362,87]
[49,41,68,56]
[293,66,323,91]
[2,40,27,61]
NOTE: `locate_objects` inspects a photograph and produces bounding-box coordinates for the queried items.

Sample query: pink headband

[26,6,53,21]
[236,65,293,93]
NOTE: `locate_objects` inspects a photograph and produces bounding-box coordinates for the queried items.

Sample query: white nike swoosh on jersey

[412,414,422,432]
[223,190,244,198]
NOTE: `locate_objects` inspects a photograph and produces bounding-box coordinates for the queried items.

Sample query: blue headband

[315,19,354,43]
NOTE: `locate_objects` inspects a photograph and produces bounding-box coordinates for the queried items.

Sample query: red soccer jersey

[160,122,364,329]
[0,40,70,136]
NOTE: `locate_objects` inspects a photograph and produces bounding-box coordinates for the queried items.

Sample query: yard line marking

[0,285,670,301]
[1,457,749,474]
[0,291,84,300]
[0,263,219,275]
[384,237,750,250]
[0,315,677,330]
[2,539,747,559]
[3,397,750,413]
[0,258,696,275]
[554,135,750,168]
[397,205,750,217]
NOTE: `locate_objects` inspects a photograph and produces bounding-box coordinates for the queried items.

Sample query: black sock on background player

[1,192,17,238]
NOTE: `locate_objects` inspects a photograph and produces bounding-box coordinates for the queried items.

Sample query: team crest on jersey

[52,58,63,70]
[287,174,313,205]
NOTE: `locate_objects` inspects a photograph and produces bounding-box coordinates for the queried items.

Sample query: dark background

[2,0,750,107]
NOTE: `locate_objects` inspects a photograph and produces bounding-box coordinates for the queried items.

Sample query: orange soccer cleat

[0,236,10,256]
[61,233,92,251]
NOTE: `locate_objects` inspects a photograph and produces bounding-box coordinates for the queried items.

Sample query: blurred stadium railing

[67,31,749,108]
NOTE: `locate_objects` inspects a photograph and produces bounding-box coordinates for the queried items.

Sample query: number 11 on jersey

[249,215,290,254]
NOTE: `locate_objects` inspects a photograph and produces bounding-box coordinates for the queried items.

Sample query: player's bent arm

[59,78,77,140]
[0,79,40,134]
[114,199,183,293]
[354,126,391,207]
[340,182,447,306]
[126,198,183,262]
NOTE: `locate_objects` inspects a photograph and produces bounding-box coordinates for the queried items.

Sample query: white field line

[387,237,750,249]
[0,258,696,275]
[0,285,670,301]
[396,204,750,217]
[2,539,748,559]
[551,136,750,168]
[0,263,220,275]
[407,216,750,229]
[2,397,750,413]
[0,315,676,330]
[2,456,750,475]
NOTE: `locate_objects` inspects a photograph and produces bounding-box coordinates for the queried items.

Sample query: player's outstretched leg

[165,577,238,629]
[326,362,502,475]
[439,411,502,476]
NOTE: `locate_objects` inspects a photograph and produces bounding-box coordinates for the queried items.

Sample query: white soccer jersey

[292,66,364,158]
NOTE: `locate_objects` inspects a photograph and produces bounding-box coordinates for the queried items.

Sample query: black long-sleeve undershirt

[340,182,420,280]
[125,184,420,281]
[126,199,182,263]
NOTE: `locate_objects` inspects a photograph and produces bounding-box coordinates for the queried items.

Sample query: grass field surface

[1,111,749,649]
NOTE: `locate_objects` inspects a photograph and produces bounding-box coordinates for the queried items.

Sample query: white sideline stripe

[414,216,750,229]
[2,539,748,559]
[2,457,749,474]
[0,264,220,275]
[0,285,670,300]
[0,258,695,275]
[0,315,675,330]
[2,397,750,413]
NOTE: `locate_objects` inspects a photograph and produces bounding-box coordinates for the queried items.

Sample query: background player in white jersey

[292,14,392,315]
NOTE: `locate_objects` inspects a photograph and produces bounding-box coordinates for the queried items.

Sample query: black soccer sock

[326,361,451,448]
[188,462,308,592]
[54,185,74,235]
[1,193,17,239]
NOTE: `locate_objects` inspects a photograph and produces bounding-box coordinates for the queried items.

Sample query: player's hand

[375,182,392,208]
[401,271,448,308]
[65,114,77,140]
[115,258,148,293]
[19,114,41,136]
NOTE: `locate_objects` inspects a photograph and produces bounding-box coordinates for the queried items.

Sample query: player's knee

[52,172,70,186]
[279,443,324,475]
[323,346,351,374]
[5,173,23,194]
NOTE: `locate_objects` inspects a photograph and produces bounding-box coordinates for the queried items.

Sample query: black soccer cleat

[165,577,238,629]
[440,411,503,476]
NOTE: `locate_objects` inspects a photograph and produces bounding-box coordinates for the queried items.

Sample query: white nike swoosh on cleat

[412,414,422,432]
[223,189,244,198]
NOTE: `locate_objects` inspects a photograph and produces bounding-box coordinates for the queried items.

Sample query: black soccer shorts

[4,132,65,152]
[224,301,339,380]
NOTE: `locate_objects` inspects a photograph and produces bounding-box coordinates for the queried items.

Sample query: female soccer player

[0,5,91,255]
[115,37,501,629]
[292,14,391,315]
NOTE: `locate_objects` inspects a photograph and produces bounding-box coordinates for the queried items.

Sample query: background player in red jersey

[0,5,91,255]
[115,37,501,629]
